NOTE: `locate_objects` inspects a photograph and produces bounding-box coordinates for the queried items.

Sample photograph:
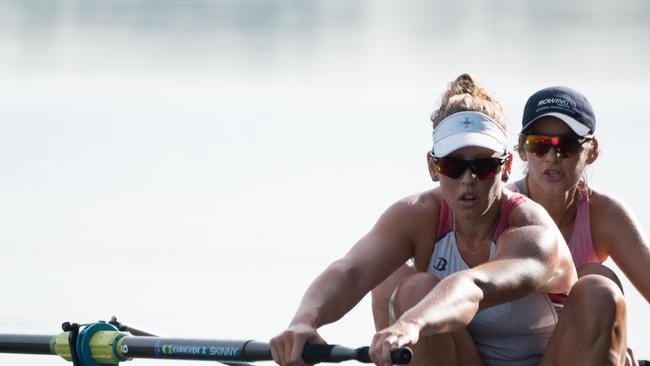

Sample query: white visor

[432,111,508,158]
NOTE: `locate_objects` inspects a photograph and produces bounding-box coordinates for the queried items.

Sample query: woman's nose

[544,146,561,162]
[459,166,477,184]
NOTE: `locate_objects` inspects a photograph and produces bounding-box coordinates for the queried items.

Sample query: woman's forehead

[448,146,502,159]
[527,117,572,134]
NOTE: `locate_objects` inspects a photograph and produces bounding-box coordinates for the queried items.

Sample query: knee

[372,283,392,308]
[372,264,416,310]
[577,263,624,294]
[568,274,627,333]
[372,287,392,316]
[391,273,440,318]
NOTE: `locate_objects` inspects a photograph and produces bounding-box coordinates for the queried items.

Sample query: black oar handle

[302,343,412,364]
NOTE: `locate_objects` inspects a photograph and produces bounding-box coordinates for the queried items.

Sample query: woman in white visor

[270,74,576,366]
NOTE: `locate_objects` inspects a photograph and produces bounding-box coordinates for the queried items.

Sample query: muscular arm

[271,195,438,366]
[398,226,558,336]
[394,201,575,337]
[594,193,650,303]
[289,195,434,328]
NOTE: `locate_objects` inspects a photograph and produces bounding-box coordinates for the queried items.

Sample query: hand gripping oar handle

[302,343,412,364]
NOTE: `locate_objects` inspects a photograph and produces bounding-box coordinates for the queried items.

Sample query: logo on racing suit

[432,257,448,271]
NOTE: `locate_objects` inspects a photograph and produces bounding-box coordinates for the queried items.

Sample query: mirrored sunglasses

[521,134,591,159]
[431,154,509,180]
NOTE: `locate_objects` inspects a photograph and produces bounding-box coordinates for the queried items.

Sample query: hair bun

[451,73,476,96]
[430,74,506,131]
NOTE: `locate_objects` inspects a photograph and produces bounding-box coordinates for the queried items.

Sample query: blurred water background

[0,1,648,364]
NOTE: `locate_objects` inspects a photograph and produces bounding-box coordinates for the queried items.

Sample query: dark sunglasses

[430,153,510,180]
[521,134,591,158]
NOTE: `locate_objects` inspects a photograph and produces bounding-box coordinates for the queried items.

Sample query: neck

[525,175,578,227]
[454,194,502,252]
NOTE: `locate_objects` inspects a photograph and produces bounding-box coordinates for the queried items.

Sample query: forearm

[397,273,483,336]
[615,248,650,303]
[396,256,548,336]
[290,259,368,328]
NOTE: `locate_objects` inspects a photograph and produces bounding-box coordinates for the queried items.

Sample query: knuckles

[271,328,320,366]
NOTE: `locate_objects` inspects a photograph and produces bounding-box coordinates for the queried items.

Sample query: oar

[0,320,412,365]
[108,316,256,366]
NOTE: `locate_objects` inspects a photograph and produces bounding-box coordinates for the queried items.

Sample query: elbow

[468,265,538,308]
[325,259,363,289]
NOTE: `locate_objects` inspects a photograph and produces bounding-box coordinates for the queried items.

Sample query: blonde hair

[430,74,507,131]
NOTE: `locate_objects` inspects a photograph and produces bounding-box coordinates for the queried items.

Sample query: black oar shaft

[119,337,271,362]
[118,337,411,364]
[0,334,55,355]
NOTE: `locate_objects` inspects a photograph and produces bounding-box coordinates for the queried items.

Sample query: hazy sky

[0,1,648,364]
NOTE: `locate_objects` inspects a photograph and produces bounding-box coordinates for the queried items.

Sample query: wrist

[289,312,320,329]
[397,310,425,335]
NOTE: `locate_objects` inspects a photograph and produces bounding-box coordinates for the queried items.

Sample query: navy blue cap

[521,86,595,137]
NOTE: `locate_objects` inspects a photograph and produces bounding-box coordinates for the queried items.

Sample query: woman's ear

[427,152,440,182]
[517,135,527,161]
[586,138,599,164]
[501,153,513,182]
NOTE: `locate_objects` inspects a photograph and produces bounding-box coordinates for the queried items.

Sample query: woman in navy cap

[271,74,576,366]
[510,86,649,365]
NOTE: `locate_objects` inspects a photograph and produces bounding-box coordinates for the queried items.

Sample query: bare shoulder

[507,195,555,228]
[384,188,441,227]
[496,193,559,258]
[588,188,644,252]
[373,188,442,264]
[496,193,575,293]
[399,188,442,212]
[346,189,442,267]
[500,193,569,263]
[501,195,559,254]
[589,188,636,223]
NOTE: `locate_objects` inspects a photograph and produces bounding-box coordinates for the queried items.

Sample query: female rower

[270,74,576,366]
[512,86,650,365]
